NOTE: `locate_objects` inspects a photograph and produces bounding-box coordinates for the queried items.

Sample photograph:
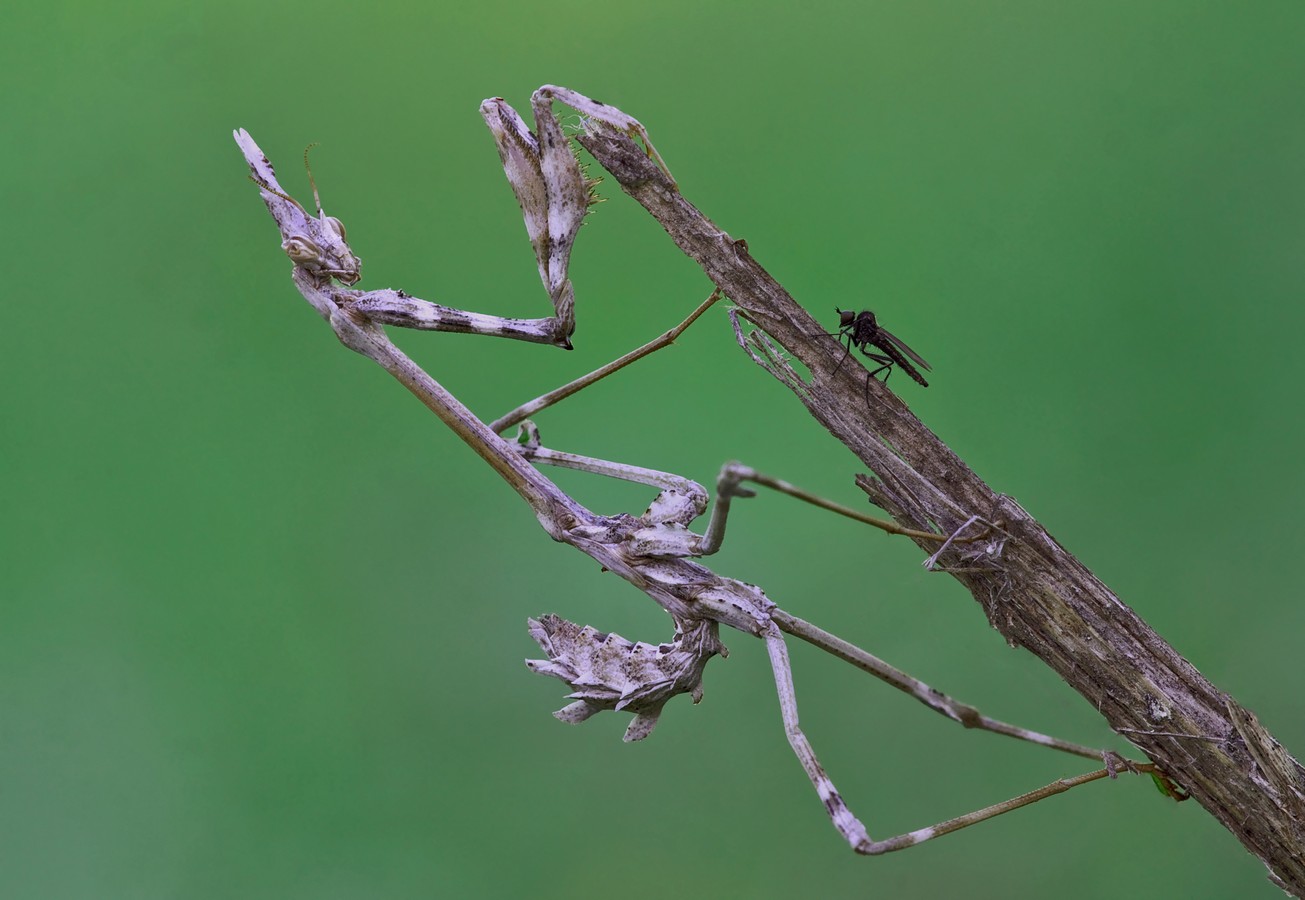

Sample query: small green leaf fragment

[1150,771,1190,801]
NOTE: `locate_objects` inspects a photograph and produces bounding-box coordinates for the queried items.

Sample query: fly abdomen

[882,346,929,387]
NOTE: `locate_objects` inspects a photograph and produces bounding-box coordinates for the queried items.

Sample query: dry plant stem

[576,126,1305,893]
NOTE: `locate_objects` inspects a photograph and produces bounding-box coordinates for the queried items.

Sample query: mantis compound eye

[282,236,321,264]
[324,216,347,240]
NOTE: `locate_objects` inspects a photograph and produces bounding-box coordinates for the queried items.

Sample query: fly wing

[876,327,932,371]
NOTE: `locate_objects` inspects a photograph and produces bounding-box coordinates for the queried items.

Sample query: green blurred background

[4,1,1303,897]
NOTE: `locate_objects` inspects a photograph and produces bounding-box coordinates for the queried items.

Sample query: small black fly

[833,308,931,388]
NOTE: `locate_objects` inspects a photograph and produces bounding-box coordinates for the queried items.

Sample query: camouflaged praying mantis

[235,85,1171,856]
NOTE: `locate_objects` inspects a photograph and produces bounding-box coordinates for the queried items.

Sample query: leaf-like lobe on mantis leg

[526,614,724,742]
[479,98,590,308]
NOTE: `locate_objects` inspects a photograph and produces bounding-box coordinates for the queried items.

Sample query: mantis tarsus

[235,85,1172,855]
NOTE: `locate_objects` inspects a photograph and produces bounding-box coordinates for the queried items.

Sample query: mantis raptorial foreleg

[236,86,669,350]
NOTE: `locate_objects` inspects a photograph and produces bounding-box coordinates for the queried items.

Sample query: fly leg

[861,349,895,383]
